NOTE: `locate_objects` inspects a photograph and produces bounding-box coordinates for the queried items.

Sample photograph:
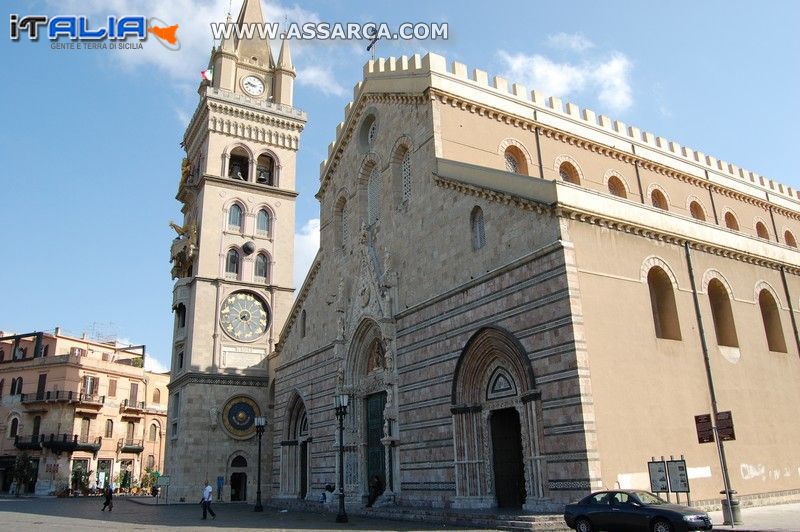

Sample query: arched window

[785,230,798,248]
[175,303,186,329]
[152,388,161,404]
[504,147,527,175]
[336,198,349,250]
[689,201,706,221]
[149,423,159,442]
[256,209,271,236]
[42,344,49,357]
[724,211,739,231]
[13,377,23,395]
[559,162,580,185]
[231,455,247,467]
[255,253,270,283]
[708,278,739,348]
[607,176,627,198]
[0,379,4,398]
[256,154,275,185]
[0,349,4,362]
[147,455,155,469]
[228,204,243,232]
[755,221,769,240]
[759,289,787,352]
[32,416,41,438]
[300,309,307,338]
[177,352,184,369]
[225,249,240,278]
[651,189,668,210]
[9,418,19,438]
[401,150,412,203]
[367,166,382,225]
[105,419,114,438]
[647,267,682,340]
[228,147,249,180]
[471,206,486,251]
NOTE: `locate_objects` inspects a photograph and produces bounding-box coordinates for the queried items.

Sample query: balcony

[19,390,105,406]
[13,434,43,450]
[40,433,103,455]
[118,438,144,454]
[121,399,145,415]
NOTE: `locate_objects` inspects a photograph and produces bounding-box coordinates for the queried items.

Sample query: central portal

[491,408,525,508]
[365,392,386,492]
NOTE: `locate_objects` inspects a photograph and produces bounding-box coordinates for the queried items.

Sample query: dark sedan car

[564,490,713,532]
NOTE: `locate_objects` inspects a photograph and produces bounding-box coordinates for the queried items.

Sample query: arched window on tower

[559,162,580,185]
[471,206,486,251]
[647,267,682,340]
[724,211,739,231]
[175,303,186,329]
[651,189,668,210]
[225,249,240,279]
[255,253,270,283]
[228,204,243,232]
[785,230,798,248]
[755,221,770,240]
[708,279,739,348]
[607,176,627,199]
[228,147,249,181]
[758,289,787,352]
[689,201,706,221]
[256,209,271,237]
[256,154,275,185]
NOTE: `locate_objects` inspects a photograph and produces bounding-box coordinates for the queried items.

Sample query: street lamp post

[254,416,266,512]
[334,393,349,523]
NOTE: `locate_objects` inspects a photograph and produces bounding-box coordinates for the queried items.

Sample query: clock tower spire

[164,0,305,503]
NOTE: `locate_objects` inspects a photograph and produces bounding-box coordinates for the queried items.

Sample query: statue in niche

[382,338,394,371]
[366,339,385,373]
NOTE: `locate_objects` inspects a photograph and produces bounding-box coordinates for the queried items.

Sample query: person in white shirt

[201,481,216,520]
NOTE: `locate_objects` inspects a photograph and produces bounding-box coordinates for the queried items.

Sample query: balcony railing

[13,434,43,450]
[40,433,101,454]
[118,438,144,453]
[19,390,105,405]
[121,399,145,412]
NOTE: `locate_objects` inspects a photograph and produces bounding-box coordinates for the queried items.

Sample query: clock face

[220,292,270,341]
[242,75,264,96]
[222,396,260,439]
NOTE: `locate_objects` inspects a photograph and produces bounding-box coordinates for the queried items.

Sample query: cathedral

[165,0,800,513]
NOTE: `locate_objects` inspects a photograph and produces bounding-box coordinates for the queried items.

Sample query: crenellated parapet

[318,52,799,213]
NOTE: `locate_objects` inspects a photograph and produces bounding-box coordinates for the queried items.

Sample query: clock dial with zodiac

[222,396,261,439]
[220,292,270,342]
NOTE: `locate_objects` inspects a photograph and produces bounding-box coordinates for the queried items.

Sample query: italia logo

[9,14,180,50]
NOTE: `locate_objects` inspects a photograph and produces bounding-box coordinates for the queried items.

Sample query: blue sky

[1,0,798,372]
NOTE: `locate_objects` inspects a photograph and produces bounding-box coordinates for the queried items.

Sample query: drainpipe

[683,242,736,517]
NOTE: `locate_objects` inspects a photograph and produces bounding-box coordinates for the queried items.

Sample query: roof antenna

[227,0,232,18]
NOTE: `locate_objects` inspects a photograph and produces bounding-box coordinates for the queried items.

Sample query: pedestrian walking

[101,485,113,512]
[201,481,216,520]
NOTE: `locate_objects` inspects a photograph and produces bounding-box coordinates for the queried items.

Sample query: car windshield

[632,491,667,505]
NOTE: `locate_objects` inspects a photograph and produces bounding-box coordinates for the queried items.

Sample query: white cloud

[293,218,320,292]
[297,65,348,97]
[546,32,594,53]
[144,355,169,373]
[498,50,634,113]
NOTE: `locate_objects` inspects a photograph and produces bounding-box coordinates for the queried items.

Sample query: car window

[611,492,631,504]
[589,493,610,505]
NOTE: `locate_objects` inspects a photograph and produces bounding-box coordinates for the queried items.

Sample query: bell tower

[164,0,306,503]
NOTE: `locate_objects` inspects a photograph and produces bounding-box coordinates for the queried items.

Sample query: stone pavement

[708,502,800,532]
[1,495,798,531]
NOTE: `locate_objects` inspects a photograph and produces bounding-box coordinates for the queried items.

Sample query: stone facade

[271,51,800,513]
[0,328,168,495]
